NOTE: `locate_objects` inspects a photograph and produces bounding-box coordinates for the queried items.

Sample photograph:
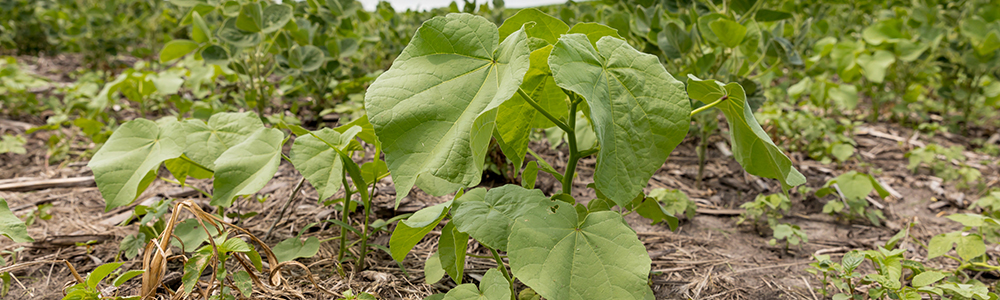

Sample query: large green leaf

[498,8,569,45]
[181,112,263,170]
[89,119,183,210]
[686,76,805,191]
[289,127,361,201]
[856,50,895,83]
[235,2,262,33]
[566,23,622,47]
[288,45,325,72]
[439,222,468,284]
[191,11,211,43]
[442,269,510,300]
[273,236,320,262]
[211,128,284,207]
[0,198,32,243]
[508,203,652,300]
[365,14,530,203]
[495,45,567,170]
[549,34,690,206]
[709,18,747,48]
[450,185,549,251]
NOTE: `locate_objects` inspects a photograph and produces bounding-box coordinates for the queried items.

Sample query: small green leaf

[211,128,284,207]
[191,12,211,43]
[288,45,325,72]
[927,232,960,259]
[442,268,511,300]
[160,40,200,63]
[218,18,261,48]
[509,203,652,300]
[862,19,904,45]
[389,197,457,261]
[451,185,549,251]
[87,262,123,289]
[200,45,230,65]
[498,8,569,45]
[89,119,183,210]
[550,34,690,207]
[290,127,360,201]
[636,197,680,231]
[233,270,252,297]
[220,238,252,253]
[841,251,864,272]
[261,4,292,33]
[273,236,320,262]
[235,2,262,32]
[164,155,213,186]
[856,50,895,83]
[957,234,986,261]
[365,14,530,204]
[521,161,539,189]
[171,218,219,252]
[912,271,947,287]
[181,252,211,295]
[440,222,468,284]
[424,252,446,284]
[709,18,747,48]
[112,270,144,287]
[0,199,32,243]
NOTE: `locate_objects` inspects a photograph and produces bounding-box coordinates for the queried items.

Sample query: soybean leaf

[635,197,680,231]
[0,198,32,243]
[389,195,459,261]
[657,22,692,60]
[273,236,320,262]
[89,119,183,210]
[218,18,261,48]
[439,222,468,284]
[685,76,806,191]
[549,34,690,206]
[508,202,652,300]
[442,269,511,300]
[450,185,549,251]
[289,127,361,201]
[211,127,284,207]
[498,8,569,45]
[495,45,567,171]
[709,18,747,48]
[288,45,325,72]
[160,40,200,63]
[235,2,262,32]
[171,218,219,252]
[862,19,904,45]
[164,154,213,186]
[365,14,530,204]
[112,270,144,287]
[191,11,211,43]
[181,112,263,170]
[201,45,230,65]
[233,270,252,297]
[261,4,292,33]
[856,50,895,84]
[425,252,446,284]
[755,9,792,22]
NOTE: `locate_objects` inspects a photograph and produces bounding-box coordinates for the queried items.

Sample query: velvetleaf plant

[364,11,805,300]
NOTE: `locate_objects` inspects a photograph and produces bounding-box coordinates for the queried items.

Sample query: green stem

[690,95,729,117]
[562,97,581,196]
[517,88,572,133]
[338,171,353,263]
[490,248,516,300]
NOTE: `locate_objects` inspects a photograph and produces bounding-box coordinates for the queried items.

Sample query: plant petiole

[517,87,572,134]
[690,95,729,117]
[490,248,516,300]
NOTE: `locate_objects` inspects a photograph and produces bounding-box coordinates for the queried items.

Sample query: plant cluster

[816,171,890,225]
[906,143,984,190]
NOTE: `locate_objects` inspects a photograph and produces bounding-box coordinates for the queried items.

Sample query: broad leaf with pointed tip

[442,269,511,300]
[218,18,261,48]
[549,34,690,207]
[211,127,284,207]
[0,198,32,243]
[365,14,530,204]
[160,40,200,63]
[856,50,895,84]
[235,2,262,32]
[89,119,183,210]
[709,18,747,48]
[181,112,263,170]
[389,195,460,261]
[508,202,652,300]
[686,76,806,191]
[450,185,549,251]
[261,4,292,33]
[439,222,468,284]
[290,127,361,202]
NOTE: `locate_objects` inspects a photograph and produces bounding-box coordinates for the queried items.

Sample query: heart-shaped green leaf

[0,198,32,243]
[709,18,747,48]
[211,127,284,207]
[549,34,690,207]
[498,8,568,45]
[89,119,183,210]
[290,127,361,202]
[181,112,263,170]
[288,45,325,72]
[450,185,549,251]
[686,76,805,191]
[365,14,530,204]
[508,203,652,300]
[273,236,320,262]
